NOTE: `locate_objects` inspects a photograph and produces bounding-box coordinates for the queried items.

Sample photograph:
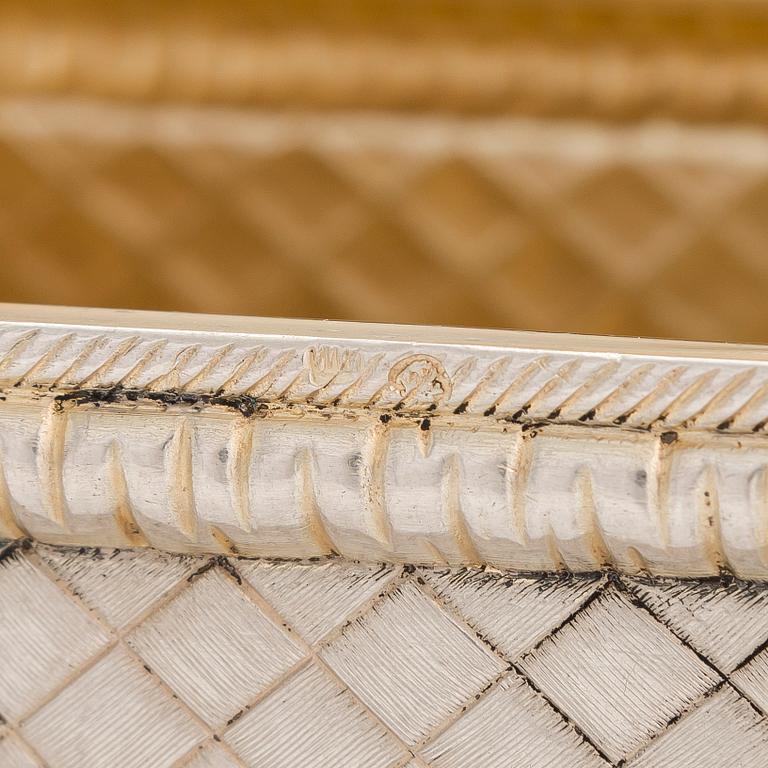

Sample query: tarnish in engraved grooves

[3,305,768,577]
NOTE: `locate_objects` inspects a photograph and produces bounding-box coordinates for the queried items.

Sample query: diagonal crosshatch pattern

[1,103,768,343]
[2,540,768,767]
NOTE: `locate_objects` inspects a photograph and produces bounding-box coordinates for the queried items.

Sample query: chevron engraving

[2,314,768,577]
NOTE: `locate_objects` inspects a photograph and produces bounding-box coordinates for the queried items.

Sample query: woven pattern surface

[2,540,768,767]
[1,1,768,343]
[1,105,768,342]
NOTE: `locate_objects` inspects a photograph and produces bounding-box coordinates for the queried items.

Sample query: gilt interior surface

[0,1,768,342]
[3,5,768,767]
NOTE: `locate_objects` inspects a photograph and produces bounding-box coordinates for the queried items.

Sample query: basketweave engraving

[2,540,768,768]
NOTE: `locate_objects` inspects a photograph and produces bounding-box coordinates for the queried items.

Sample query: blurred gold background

[2,0,768,342]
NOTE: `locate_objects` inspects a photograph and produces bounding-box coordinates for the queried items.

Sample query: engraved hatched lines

[0,540,198,767]
[5,325,768,430]
[412,571,611,764]
[3,545,768,767]
[422,568,768,766]
[5,399,768,576]
[608,580,768,766]
[0,546,597,767]
[227,564,417,766]
[0,545,414,768]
